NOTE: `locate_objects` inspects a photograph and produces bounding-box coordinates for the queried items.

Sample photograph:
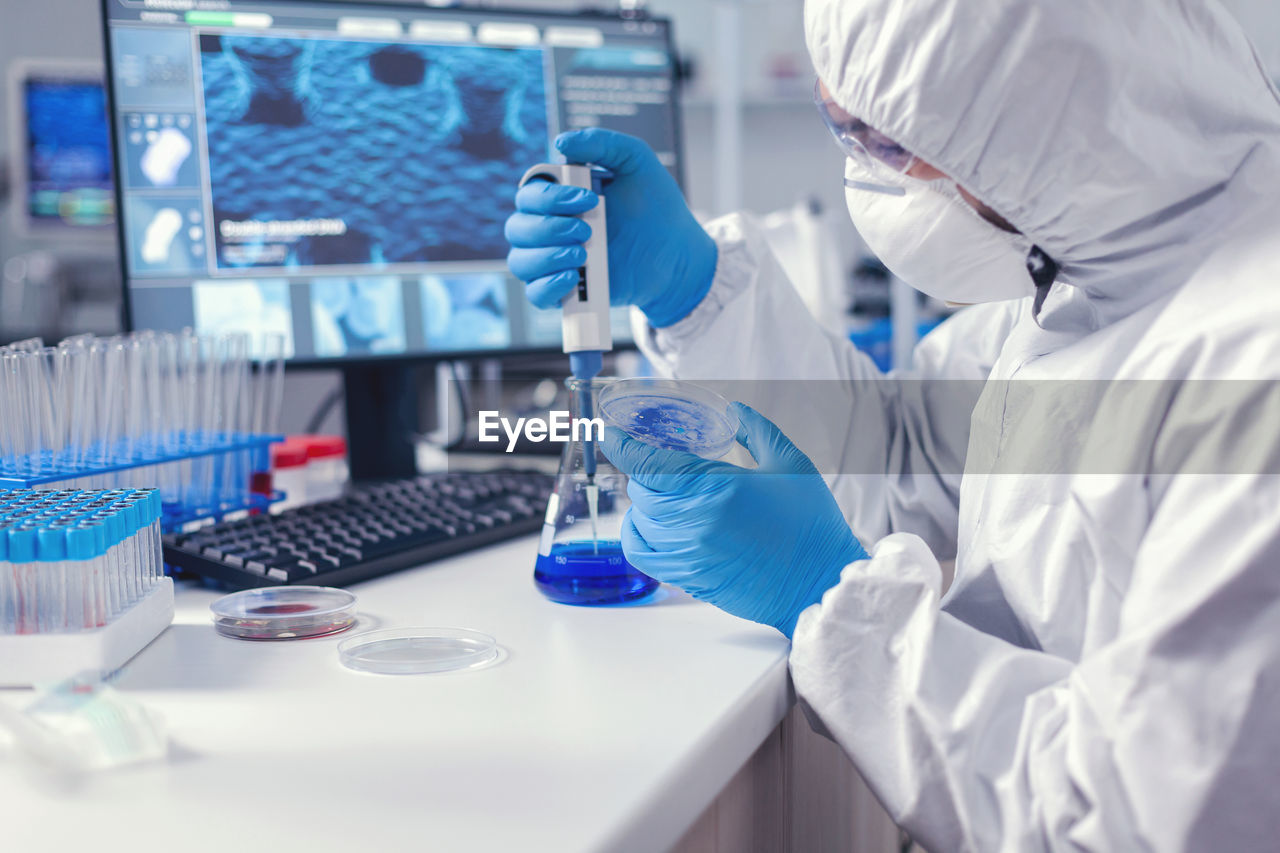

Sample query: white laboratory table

[1,534,795,853]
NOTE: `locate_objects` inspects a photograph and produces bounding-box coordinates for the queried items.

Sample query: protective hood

[806,0,1280,325]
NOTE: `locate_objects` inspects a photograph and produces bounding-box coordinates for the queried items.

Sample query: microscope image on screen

[199,35,549,270]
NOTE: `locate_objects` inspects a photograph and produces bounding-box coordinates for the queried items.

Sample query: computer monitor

[8,60,115,237]
[101,0,683,478]
[101,0,682,368]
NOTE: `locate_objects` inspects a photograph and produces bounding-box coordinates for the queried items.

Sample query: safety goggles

[814,79,917,193]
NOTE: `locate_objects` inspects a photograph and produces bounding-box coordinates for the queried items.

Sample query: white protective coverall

[632,0,1280,849]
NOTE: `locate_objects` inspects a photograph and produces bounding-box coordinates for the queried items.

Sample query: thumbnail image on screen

[124,196,206,273]
[120,112,199,189]
[199,35,548,270]
[23,79,115,226]
[192,278,296,356]
[420,273,511,351]
[311,276,407,356]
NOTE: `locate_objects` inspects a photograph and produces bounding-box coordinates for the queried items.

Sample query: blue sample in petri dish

[598,378,740,458]
[534,540,658,605]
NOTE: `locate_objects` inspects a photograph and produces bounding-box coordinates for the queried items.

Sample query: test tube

[37,522,68,633]
[254,332,287,436]
[141,333,165,458]
[122,338,147,464]
[220,334,250,508]
[50,346,76,471]
[181,334,214,513]
[121,496,143,604]
[150,334,181,509]
[79,340,110,469]
[65,523,97,630]
[101,339,129,467]
[24,350,54,474]
[0,520,14,633]
[34,347,64,475]
[157,333,182,454]
[0,352,17,468]
[108,497,127,616]
[0,521,10,633]
[84,520,108,628]
[140,491,158,593]
[9,524,38,634]
[58,339,89,474]
[175,330,199,449]
[3,352,34,473]
[198,334,225,448]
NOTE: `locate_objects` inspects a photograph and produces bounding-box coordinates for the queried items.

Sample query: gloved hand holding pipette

[602,403,869,638]
[515,158,617,537]
[506,129,718,328]
[510,130,724,591]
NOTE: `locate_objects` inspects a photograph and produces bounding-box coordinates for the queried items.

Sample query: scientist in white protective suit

[505,0,1280,848]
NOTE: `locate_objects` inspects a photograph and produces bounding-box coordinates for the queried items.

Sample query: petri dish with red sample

[211,586,357,640]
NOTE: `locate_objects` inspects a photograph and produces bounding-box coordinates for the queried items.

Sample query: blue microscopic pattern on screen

[199,35,549,269]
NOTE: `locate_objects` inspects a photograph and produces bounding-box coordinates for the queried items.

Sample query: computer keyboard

[162,469,555,589]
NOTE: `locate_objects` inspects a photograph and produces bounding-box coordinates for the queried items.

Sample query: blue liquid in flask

[534,541,658,605]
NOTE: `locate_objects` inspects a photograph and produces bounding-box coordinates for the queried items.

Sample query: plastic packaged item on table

[210,585,356,640]
[337,627,500,675]
[0,674,168,770]
[534,378,659,607]
[597,378,741,460]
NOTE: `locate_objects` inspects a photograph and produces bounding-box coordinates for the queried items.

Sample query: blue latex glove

[602,403,869,637]
[505,129,718,328]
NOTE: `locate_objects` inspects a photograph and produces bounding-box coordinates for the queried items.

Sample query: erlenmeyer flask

[534,378,658,605]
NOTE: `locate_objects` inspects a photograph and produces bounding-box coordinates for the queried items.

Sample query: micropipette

[518,162,613,547]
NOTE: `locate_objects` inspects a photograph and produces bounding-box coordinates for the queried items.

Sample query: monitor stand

[343,364,419,482]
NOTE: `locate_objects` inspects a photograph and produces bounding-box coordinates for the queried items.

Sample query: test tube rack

[0,488,174,687]
[0,432,284,533]
[2,329,289,535]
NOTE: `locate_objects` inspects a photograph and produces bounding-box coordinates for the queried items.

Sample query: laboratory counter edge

[1,532,796,853]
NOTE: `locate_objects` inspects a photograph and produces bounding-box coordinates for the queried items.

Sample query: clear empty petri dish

[211,586,357,640]
[598,378,740,458]
[337,627,500,675]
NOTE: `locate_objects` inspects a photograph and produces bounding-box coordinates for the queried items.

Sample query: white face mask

[843,160,1035,304]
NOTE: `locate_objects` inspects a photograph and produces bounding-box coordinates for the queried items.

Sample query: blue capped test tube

[0,488,164,634]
